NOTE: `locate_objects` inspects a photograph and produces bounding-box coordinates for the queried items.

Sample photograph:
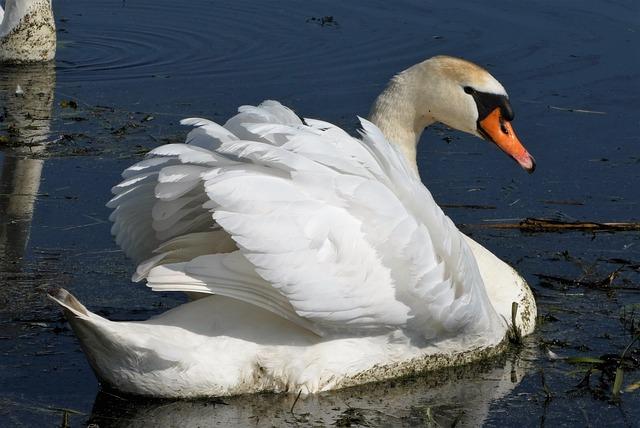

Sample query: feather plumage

[53,56,538,398]
[108,100,502,339]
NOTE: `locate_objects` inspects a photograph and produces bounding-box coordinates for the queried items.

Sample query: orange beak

[479,108,535,173]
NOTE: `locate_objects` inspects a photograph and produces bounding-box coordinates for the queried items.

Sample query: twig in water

[61,221,105,231]
[290,389,302,414]
[549,105,606,115]
[541,199,584,206]
[440,203,496,210]
[507,302,523,345]
[536,266,632,291]
[540,369,553,401]
[464,218,640,232]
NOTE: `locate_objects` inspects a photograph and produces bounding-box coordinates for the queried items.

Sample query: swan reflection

[0,63,55,270]
[89,346,534,427]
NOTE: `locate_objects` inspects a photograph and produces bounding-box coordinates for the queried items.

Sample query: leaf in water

[565,357,605,365]
[60,99,78,109]
[612,367,624,398]
[625,380,640,393]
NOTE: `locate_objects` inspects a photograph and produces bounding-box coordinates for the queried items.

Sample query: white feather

[55,83,536,397]
[106,100,503,338]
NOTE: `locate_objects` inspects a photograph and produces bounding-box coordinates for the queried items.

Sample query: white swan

[51,56,537,398]
[0,0,56,63]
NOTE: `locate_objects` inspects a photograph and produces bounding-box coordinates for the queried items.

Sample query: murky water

[1,0,639,426]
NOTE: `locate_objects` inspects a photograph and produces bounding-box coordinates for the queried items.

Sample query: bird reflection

[88,347,534,427]
[0,62,55,272]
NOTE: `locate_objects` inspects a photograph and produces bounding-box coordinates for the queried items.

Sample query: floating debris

[562,308,640,401]
[59,99,78,109]
[541,199,585,206]
[507,302,523,345]
[626,380,640,393]
[535,267,624,290]
[306,16,339,27]
[441,203,496,210]
[334,407,368,427]
[549,105,606,115]
[612,367,624,399]
[547,349,561,360]
[540,369,554,401]
[111,121,141,136]
[290,390,302,414]
[465,217,640,232]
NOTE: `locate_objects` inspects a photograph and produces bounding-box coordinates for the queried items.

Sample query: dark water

[1,0,639,426]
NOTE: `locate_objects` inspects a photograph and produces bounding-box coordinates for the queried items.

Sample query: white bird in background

[0,0,56,63]
[51,56,537,398]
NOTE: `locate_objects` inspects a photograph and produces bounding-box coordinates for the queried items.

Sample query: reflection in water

[0,63,55,271]
[89,347,534,427]
[0,154,43,266]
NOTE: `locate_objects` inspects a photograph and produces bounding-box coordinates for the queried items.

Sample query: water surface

[1,0,639,426]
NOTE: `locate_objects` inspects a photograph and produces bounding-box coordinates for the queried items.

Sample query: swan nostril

[499,118,509,135]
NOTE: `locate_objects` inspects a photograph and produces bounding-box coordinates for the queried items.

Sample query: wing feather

[108,100,502,339]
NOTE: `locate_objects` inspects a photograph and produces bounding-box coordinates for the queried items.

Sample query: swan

[50,56,537,398]
[0,0,56,63]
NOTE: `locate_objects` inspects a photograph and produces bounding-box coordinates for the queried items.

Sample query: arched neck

[368,66,435,176]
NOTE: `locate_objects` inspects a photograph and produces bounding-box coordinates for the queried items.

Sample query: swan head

[416,56,535,173]
[370,55,535,173]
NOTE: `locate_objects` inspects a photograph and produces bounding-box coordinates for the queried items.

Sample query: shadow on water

[88,346,535,427]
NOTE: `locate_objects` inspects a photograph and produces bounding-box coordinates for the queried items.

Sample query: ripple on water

[54,0,444,86]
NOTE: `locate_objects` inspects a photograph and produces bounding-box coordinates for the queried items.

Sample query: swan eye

[463,86,475,94]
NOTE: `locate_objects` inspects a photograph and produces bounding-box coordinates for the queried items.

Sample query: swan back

[0,0,56,63]
[108,101,505,344]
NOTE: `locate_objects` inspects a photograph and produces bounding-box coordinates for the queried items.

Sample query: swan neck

[368,65,435,175]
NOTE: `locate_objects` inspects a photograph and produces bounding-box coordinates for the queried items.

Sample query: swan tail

[47,289,158,393]
[47,289,113,351]
[48,289,111,371]
[48,288,93,320]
